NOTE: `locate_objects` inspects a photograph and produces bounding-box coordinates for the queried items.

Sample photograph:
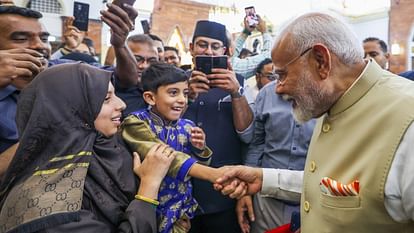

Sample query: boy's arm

[190,146,212,165]
[121,116,196,181]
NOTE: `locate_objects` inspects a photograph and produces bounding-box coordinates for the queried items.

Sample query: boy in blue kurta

[121,63,214,233]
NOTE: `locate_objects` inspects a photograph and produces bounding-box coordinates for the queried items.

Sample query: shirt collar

[149,108,179,127]
[329,59,381,116]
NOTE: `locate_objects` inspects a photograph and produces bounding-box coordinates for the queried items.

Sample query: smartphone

[73,1,89,32]
[111,0,136,21]
[290,211,300,232]
[112,0,135,10]
[195,55,227,75]
[141,20,150,34]
[245,6,258,28]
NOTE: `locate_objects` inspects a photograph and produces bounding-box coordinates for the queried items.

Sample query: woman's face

[94,82,126,137]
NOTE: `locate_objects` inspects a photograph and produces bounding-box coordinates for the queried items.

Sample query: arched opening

[167,26,192,65]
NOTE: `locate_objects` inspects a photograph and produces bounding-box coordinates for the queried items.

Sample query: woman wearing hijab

[0,63,175,233]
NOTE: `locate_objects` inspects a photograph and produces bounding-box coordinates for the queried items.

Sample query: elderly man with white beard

[214,12,414,233]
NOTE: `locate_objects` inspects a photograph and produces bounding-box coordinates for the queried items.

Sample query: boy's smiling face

[145,81,189,122]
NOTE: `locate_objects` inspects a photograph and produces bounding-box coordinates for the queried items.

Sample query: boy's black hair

[0,5,42,18]
[142,62,188,92]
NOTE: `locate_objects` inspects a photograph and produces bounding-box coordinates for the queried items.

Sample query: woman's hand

[133,144,175,199]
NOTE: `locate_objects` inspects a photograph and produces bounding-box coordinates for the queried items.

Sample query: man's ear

[385,52,390,60]
[312,44,331,80]
[143,91,156,106]
[189,42,195,57]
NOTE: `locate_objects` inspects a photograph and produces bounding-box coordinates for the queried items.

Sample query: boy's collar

[149,108,179,127]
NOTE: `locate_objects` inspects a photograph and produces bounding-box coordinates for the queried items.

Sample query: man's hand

[133,144,175,199]
[243,16,255,34]
[208,60,240,94]
[0,49,45,88]
[188,70,210,100]
[236,195,255,233]
[214,165,263,199]
[208,68,240,94]
[190,127,206,150]
[101,3,137,48]
[63,17,85,50]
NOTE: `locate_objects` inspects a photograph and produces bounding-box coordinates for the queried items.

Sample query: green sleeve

[121,115,195,180]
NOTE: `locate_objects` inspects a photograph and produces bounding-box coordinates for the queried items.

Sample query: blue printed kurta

[130,109,211,233]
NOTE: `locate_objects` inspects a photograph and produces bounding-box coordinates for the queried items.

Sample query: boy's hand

[190,127,206,150]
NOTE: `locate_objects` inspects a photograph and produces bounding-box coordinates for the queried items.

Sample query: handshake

[212,165,263,199]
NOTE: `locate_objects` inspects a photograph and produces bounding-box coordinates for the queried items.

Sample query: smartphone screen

[141,20,150,34]
[245,6,258,27]
[73,1,89,32]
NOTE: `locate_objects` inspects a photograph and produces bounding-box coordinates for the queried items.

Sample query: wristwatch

[231,86,244,98]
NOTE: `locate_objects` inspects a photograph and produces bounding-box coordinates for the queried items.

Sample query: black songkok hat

[192,20,227,49]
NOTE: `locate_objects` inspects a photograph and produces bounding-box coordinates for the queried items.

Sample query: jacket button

[322,123,330,132]
[304,201,310,212]
[199,101,204,106]
[197,122,203,127]
[310,161,316,172]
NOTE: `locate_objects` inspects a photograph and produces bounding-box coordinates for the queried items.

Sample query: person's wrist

[112,42,127,49]
[231,86,244,98]
[134,194,159,207]
[137,179,162,199]
[242,28,252,36]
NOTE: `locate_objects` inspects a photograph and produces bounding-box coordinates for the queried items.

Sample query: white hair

[274,12,364,65]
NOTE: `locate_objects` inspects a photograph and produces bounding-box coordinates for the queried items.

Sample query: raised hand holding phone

[245,6,258,28]
[63,16,85,50]
[101,2,137,47]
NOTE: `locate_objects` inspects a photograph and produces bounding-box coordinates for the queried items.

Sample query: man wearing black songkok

[184,20,253,233]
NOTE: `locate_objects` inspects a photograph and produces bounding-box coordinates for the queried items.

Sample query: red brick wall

[151,0,212,50]
[389,0,414,73]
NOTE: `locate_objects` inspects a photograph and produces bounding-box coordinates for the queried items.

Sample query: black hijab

[0,63,138,232]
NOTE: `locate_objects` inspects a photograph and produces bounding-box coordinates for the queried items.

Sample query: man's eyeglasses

[195,41,225,52]
[259,72,278,81]
[134,55,158,65]
[273,47,313,83]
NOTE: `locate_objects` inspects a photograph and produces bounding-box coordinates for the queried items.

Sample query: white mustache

[282,94,294,101]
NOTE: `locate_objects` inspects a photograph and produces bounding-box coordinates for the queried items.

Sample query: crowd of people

[0,1,414,233]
